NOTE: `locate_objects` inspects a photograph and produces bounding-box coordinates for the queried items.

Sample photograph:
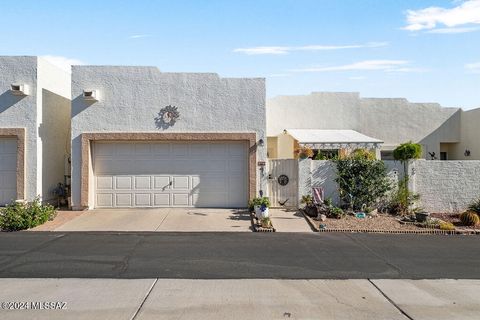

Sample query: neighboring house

[70,66,266,210]
[267,92,470,160]
[0,56,70,206]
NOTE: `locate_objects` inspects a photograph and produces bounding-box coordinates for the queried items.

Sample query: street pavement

[0,232,478,279]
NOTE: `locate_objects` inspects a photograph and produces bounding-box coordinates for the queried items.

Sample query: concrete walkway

[269,208,313,232]
[1,279,478,319]
[38,208,252,232]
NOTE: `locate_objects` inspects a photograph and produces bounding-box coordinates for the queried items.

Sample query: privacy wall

[299,159,480,213]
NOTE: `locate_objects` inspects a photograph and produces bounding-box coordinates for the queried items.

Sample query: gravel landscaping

[303,211,480,234]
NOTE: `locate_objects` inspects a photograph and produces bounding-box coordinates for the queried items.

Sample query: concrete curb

[300,210,480,235]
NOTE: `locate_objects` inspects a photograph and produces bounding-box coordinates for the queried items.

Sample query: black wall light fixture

[464,149,471,157]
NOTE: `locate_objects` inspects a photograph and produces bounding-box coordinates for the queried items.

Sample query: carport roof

[284,129,383,149]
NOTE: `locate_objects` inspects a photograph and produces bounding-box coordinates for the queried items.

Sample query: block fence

[298,159,480,213]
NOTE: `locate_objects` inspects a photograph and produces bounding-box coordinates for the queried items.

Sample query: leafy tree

[334,155,391,211]
[391,141,423,215]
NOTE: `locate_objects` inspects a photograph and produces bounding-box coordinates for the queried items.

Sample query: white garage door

[0,138,17,206]
[93,141,248,208]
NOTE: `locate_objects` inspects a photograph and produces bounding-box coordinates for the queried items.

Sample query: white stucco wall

[411,160,480,212]
[0,56,71,202]
[298,159,403,207]
[71,66,266,209]
[267,92,461,159]
[0,56,39,200]
[298,159,479,212]
[37,57,71,201]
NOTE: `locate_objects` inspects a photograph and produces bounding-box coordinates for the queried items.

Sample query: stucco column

[297,158,312,208]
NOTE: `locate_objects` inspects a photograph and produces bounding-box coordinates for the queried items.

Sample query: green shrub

[350,149,376,160]
[386,179,421,216]
[0,198,56,231]
[314,151,327,160]
[334,156,391,211]
[328,206,345,219]
[460,211,480,226]
[393,142,422,162]
[468,198,480,214]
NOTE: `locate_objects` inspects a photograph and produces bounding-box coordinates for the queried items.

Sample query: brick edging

[300,210,479,235]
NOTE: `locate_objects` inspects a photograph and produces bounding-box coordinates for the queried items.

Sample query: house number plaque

[278,174,289,186]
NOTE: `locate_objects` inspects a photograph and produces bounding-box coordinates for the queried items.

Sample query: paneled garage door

[0,138,17,206]
[93,141,248,208]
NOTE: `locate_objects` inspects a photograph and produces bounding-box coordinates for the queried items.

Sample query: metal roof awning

[284,129,383,149]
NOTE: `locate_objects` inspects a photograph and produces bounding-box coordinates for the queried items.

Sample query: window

[381,150,395,160]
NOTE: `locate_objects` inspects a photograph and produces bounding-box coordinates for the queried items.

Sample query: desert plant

[439,221,456,231]
[328,206,345,219]
[392,141,422,215]
[334,155,391,211]
[386,179,421,216]
[260,217,272,228]
[0,198,56,231]
[350,148,376,160]
[460,211,480,226]
[468,198,480,214]
[295,146,314,159]
[300,195,313,206]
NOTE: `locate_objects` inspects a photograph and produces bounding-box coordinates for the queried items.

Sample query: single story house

[267,92,479,161]
[70,66,266,210]
[0,56,70,206]
[2,56,480,210]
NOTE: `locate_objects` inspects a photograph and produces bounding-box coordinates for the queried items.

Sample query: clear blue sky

[2,0,479,109]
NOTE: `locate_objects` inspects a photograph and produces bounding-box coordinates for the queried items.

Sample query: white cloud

[41,55,85,73]
[233,42,388,55]
[403,0,480,32]
[290,60,413,73]
[426,26,479,33]
[466,62,480,73]
[128,34,151,39]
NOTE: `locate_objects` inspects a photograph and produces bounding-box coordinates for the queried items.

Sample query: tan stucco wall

[267,137,278,159]
[277,133,295,159]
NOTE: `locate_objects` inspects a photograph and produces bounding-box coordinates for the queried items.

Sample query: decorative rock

[367,209,378,217]
[318,214,327,222]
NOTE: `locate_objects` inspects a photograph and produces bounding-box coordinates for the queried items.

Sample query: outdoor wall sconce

[465,149,471,157]
[283,129,287,134]
[83,89,100,101]
[258,139,264,147]
[10,83,29,96]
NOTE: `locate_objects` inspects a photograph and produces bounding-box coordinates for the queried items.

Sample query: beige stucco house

[267,92,479,161]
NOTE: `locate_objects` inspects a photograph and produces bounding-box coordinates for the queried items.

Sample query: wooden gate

[267,159,298,208]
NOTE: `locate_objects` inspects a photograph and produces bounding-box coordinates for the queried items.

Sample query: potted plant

[249,197,271,219]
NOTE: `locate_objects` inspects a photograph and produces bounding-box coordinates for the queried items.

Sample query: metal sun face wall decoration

[155,105,180,129]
